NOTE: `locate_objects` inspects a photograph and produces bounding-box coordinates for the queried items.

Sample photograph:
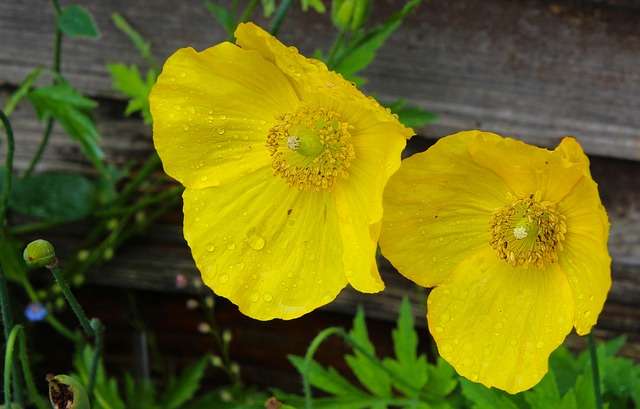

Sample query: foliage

[57,5,100,38]
[278,297,640,409]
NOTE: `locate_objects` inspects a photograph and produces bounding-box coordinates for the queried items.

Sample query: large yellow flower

[150,23,413,320]
[380,131,611,393]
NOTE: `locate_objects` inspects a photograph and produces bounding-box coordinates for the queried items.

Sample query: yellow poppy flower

[379,131,611,393]
[149,23,413,320]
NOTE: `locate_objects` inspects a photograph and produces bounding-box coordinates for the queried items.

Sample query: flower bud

[47,374,89,409]
[331,0,370,32]
[23,239,56,268]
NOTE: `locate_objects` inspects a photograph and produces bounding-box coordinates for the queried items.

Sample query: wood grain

[1,0,640,159]
[1,0,639,362]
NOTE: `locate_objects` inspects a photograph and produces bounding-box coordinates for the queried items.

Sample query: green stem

[23,0,63,178]
[0,111,15,223]
[588,333,604,409]
[22,277,79,342]
[269,0,294,35]
[48,264,94,337]
[87,319,104,400]
[96,185,183,217]
[17,326,49,409]
[10,219,71,235]
[302,327,421,409]
[3,325,19,406]
[111,153,161,207]
[326,30,345,68]
[23,119,54,178]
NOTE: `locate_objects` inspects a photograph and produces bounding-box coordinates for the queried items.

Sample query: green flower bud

[331,0,370,32]
[23,239,56,268]
[47,374,90,409]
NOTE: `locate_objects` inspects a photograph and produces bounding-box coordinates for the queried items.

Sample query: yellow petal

[380,131,511,287]
[183,169,347,320]
[468,133,585,203]
[427,248,574,393]
[234,22,408,128]
[150,42,299,189]
[558,176,611,335]
[333,121,409,292]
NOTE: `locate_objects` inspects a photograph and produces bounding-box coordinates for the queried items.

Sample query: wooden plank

[1,0,640,160]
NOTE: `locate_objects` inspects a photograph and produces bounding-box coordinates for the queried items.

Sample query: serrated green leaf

[345,307,392,398]
[549,345,582,396]
[107,63,154,124]
[57,5,100,38]
[28,83,104,169]
[289,355,365,397]
[332,0,421,79]
[3,68,42,116]
[205,1,236,37]
[460,379,520,409]
[424,358,457,398]
[10,172,97,222]
[383,297,429,396]
[162,357,209,409]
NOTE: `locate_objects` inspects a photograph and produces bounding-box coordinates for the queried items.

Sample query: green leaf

[573,371,598,409]
[383,297,429,396]
[73,345,126,409]
[424,358,457,398]
[332,0,421,79]
[301,0,326,12]
[205,1,236,38]
[10,172,97,222]
[3,68,42,116]
[387,99,437,128]
[261,0,276,16]
[460,379,520,409]
[549,345,582,396]
[28,83,105,170]
[107,63,154,124]
[0,232,28,282]
[345,307,392,398]
[289,355,365,397]
[124,374,159,409]
[111,13,154,64]
[161,357,209,409]
[57,5,100,38]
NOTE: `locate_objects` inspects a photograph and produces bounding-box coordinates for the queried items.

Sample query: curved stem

[23,0,63,178]
[588,333,604,409]
[23,119,54,178]
[87,319,104,400]
[0,111,15,223]
[49,264,94,337]
[269,0,294,35]
[3,325,21,406]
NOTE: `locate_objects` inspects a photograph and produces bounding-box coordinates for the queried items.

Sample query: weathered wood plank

[1,0,640,159]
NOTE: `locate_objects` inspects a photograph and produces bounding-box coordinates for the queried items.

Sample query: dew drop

[435,326,444,333]
[217,128,225,135]
[227,243,236,250]
[263,294,273,302]
[536,341,544,349]
[219,274,229,283]
[207,244,216,252]
[250,294,259,302]
[247,233,265,250]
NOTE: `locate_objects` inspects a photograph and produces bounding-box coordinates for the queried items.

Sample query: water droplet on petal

[263,294,273,302]
[247,233,265,250]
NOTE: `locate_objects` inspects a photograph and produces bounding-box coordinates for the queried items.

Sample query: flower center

[489,195,567,268]
[266,106,355,191]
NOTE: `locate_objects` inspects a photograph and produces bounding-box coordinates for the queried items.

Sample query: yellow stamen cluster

[266,106,355,191]
[490,195,567,268]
